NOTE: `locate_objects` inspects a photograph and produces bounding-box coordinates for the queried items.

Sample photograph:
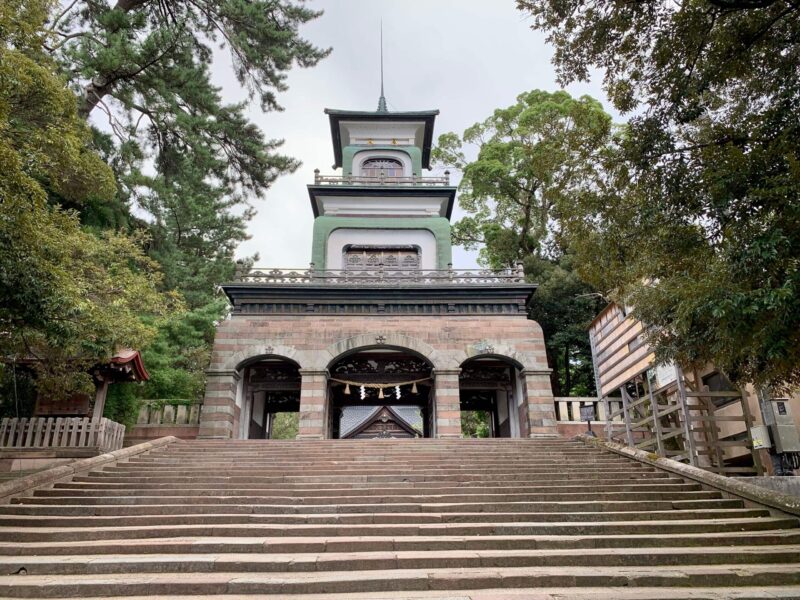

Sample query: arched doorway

[459,356,522,438]
[239,357,301,439]
[327,348,434,439]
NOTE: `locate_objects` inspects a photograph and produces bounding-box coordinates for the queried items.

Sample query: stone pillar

[199,370,240,439]
[434,368,462,439]
[522,368,559,438]
[297,369,328,439]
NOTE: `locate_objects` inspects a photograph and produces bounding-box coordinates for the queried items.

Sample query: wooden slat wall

[589,304,655,397]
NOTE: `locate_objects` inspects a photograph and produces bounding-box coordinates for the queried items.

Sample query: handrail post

[620,386,636,447]
[647,370,666,457]
[515,261,525,282]
[675,364,698,466]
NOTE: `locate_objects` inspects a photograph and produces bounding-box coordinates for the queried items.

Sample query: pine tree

[46,0,329,405]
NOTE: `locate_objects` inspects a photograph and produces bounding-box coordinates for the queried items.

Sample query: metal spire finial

[377,20,388,113]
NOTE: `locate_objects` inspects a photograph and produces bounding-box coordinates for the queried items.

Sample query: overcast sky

[221,0,617,269]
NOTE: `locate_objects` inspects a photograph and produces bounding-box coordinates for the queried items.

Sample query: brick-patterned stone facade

[200,313,558,439]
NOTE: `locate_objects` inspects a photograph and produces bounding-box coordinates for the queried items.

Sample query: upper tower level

[308,106,456,222]
[225,98,529,305]
[325,107,439,176]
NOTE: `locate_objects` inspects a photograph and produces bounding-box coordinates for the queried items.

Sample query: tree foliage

[434,90,611,395]
[1,0,174,399]
[524,254,603,396]
[270,412,299,440]
[518,0,800,389]
[51,0,328,255]
[434,90,613,267]
[461,411,490,438]
[44,0,328,408]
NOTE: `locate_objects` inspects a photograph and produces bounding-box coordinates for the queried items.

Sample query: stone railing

[313,170,450,186]
[554,397,624,424]
[236,264,527,285]
[136,401,202,426]
[0,417,126,453]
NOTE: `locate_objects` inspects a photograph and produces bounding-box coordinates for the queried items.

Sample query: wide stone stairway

[0,438,799,599]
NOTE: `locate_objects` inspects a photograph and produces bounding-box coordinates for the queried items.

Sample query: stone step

[90,466,656,481]
[156,441,584,447]
[20,588,800,600]
[108,459,634,465]
[39,482,703,496]
[1,564,799,597]
[0,498,747,516]
[127,456,630,465]
[0,508,769,528]
[2,517,795,543]
[96,466,644,476]
[71,470,672,484]
[13,490,727,506]
[4,530,799,557]
[139,440,608,460]
[2,438,798,598]
[3,546,799,576]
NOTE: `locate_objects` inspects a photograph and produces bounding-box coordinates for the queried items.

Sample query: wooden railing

[313,171,450,186]
[601,367,762,476]
[0,417,126,453]
[236,264,527,285]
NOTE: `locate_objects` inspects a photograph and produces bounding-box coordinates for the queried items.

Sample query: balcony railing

[313,170,450,187]
[234,264,526,285]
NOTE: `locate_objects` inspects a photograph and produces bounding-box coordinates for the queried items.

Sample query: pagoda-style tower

[200,99,558,441]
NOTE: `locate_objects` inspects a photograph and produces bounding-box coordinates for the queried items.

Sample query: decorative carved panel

[331,355,431,380]
[344,247,420,271]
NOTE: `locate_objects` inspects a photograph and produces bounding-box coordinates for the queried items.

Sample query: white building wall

[325,228,437,270]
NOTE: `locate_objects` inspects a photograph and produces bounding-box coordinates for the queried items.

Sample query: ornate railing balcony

[313,170,450,187]
[234,263,527,285]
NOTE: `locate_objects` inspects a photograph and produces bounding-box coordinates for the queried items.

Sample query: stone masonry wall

[201,314,556,439]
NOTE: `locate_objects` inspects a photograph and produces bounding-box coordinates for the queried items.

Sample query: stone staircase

[0,438,799,599]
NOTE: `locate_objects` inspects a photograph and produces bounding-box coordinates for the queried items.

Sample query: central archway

[326,347,434,439]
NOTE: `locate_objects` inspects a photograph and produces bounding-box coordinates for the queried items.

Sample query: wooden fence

[0,417,126,453]
[602,367,762,476]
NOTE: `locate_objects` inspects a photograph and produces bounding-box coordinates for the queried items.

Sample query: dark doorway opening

[459,357,520,438]
[242,358,300,439]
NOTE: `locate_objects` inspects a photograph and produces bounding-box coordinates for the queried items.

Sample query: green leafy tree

[518,0,800,390]
[434,90,613,267]
[1,0,176,405]
[461,411,490,438]
[271,412,299,440]
[525,254,604,396]
[45,0,329,407]
[434,90,612,395]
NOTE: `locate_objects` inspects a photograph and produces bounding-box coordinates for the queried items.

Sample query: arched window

[361,158,404,178]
